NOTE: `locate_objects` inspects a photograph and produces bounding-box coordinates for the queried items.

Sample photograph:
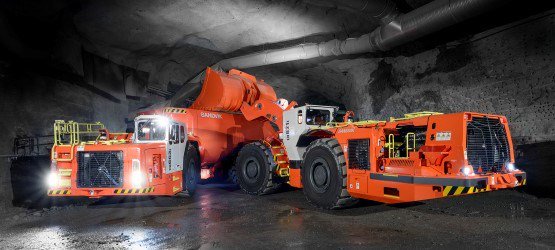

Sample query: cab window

[170,124,179,145]
[137,120,167,141]
[180,126,185,143]
[306,109,331,125]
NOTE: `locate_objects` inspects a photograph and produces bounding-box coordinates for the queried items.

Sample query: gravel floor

[1,184,554,249]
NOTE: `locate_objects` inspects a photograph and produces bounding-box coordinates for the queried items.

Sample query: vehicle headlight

[46,172,60,188]
[506,162,517,172]
[132,159,140,172]
[131,171,145,188]
[461,166,474,176]
[131,159,144,188]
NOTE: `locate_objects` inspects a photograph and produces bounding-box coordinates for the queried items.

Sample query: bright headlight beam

[131,171,145,188]
[506,163,516,172]
[46,172,59,188]
[461,166,473,176]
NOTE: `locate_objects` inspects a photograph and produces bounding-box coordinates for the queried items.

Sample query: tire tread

[302,138,358,209]
[235,141,281,195]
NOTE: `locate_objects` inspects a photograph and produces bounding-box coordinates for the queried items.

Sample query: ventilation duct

[170,0,400,106]
[170,0,505,106]
[216,0,505,70]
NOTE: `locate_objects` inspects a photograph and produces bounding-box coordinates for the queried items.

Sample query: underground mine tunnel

[0,0,554,248]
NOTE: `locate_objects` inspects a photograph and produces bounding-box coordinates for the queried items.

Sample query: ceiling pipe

[169,0,398,106]
[170,0,506,106]
[216,0,505,71]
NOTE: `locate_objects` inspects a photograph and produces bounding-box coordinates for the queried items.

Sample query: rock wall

[255,10,554,196]
[291,11,555,145]
[0,58,164,208]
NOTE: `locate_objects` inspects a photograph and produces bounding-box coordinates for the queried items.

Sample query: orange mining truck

[47,68,284,197]
[47,68,526,209]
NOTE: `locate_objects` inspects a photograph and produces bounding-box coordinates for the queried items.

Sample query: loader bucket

[190,67,277,112]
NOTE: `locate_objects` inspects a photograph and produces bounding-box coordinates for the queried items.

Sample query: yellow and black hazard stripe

[48,190,71,195]
[113,187,155,194]
[444,177,527,196]
[164,108,187,114]
[442,186,492,196]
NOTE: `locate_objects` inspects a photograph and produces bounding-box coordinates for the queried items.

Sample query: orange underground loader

[185,69,526,209]
[231,102,526,209]
[47,68,286,198]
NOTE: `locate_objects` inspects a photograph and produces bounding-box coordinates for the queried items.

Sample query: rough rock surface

[256,11,555,145]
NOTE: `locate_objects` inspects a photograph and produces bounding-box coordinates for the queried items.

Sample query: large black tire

[226,168,239,186]
[302,138,358,209]
[183,144,200,196]
[235,142,281,195]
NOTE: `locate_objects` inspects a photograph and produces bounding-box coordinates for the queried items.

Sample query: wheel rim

[243,156,260,183]
[310,157,331,193]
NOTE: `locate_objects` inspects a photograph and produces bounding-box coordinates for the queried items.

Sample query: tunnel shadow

[515,142,555,199]
[198,179,241,192]
[269,194,426,217]
[9,156,91,209]
[241,184,427,216]
[86,195,198,209]
[207,180,427,216]
[317,200,425,217]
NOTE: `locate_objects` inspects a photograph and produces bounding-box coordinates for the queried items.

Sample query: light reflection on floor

[0,185,553,249]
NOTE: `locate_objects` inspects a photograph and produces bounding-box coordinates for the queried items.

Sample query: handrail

[406,132,416,157]
[326,119,384,128]
[51,120,105,161]
[388,134,395,158]
[389,111,443,122]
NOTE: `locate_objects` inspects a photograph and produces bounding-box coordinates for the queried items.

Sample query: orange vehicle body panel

[50,142,182,197]
[48,68,280,198]
[49,67,526,205]
[285,112,525,203]
[49,108,278,197]
[190,67,277,112]
[160,108,278,170]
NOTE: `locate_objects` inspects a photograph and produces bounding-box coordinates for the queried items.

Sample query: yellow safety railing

[405,132,416,157]
[51,120,105,161]
[387,133,416,158]
[388,134,395,158]
[326,111,441,128]
[326,119,384,128]
[389,111,443,122]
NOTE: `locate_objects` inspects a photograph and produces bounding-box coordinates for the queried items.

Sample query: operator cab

[306,108,334,126]
[282,105,339,161]
[297,105,338,128]
[134,115,188,174]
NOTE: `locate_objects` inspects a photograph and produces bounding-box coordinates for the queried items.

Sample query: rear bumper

[370,172,526,188]
[361,171,527,203]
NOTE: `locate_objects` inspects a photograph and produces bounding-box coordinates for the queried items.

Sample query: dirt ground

[1,184,554,249]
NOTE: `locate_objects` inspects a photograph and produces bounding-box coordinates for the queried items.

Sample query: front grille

[466,117,510,173]
[77,151,123,188]
[348,139,370,169]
